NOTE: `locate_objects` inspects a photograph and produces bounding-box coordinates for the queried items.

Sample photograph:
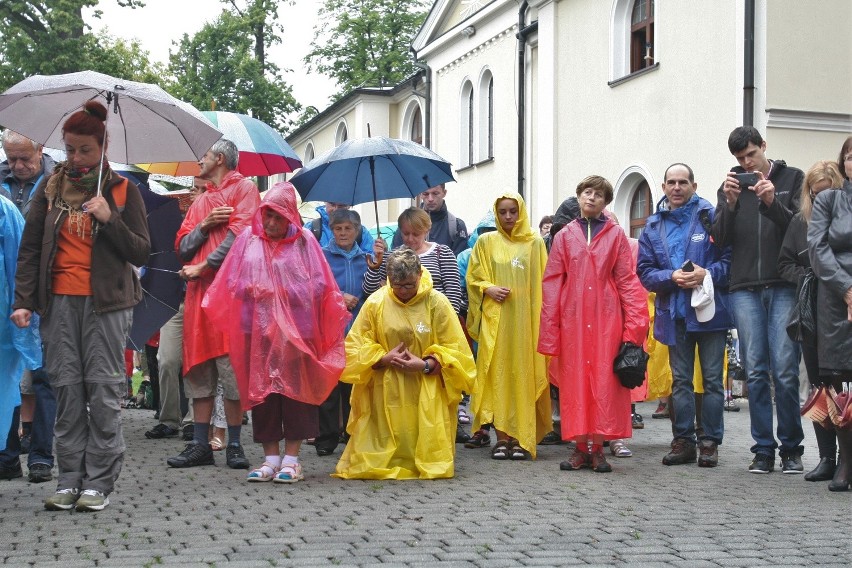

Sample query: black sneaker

[455,422,470,444]
[145,424,179,439]
[539,431,563,445]
[780,453,804,474]
[167,443,215,468]
[225,444,250,469]
[631,412,645,430]
[748,453,774,474]
[27,462,53,483]
[0,460,23,480]
[181,424,194,441]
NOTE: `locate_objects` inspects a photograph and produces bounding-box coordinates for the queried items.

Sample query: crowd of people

[1,113,850,512]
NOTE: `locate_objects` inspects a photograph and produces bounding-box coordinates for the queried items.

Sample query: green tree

[93,31,167,85]
[166,9,299,133]
[306,0,429,99]
[0,0,150,91]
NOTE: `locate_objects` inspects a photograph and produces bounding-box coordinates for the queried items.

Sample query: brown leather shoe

[662,438,697,465]
[560,447,591,471]
[698,439,719,468]
[591,448,612,473]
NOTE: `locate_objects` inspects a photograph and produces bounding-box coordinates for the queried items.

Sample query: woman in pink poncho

[538,176,649,473]
[203,182,350,484]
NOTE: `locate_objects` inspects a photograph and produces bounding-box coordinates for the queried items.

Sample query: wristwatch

[423,360,431,374]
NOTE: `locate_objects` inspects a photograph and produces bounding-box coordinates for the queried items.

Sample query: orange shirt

[52,179,128,296]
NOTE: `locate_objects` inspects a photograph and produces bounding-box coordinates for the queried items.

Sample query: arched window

[630,0,654,73]
[477,70,494,161]
[459,80,474,167]
[410,106,423,145]
[335,122,348,146]
[629,180,652,238]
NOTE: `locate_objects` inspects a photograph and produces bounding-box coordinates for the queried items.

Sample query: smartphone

[681,260,695,272]
[735,172,759,189]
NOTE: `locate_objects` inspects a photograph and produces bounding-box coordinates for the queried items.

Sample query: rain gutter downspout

[743,0,755,126]
[516,2,537,199]
[410,47,432,148]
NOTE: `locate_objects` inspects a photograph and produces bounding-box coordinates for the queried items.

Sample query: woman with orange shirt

[11,101,150,512]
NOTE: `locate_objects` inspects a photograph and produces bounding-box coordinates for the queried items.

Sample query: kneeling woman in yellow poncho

[334,248,476,480]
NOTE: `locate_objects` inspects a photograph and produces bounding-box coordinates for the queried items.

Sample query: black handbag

[613,341,649,389]
[786,269,817,342]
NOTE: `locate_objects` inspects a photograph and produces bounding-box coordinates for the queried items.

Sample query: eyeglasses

[390,282,417,290]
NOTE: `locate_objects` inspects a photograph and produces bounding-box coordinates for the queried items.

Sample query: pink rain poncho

[538,216,649,440]
[202,182,351,410]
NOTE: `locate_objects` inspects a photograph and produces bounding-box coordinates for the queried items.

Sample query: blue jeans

[0,368,56,469]
[730,287,804,457]
[669,321,726,444]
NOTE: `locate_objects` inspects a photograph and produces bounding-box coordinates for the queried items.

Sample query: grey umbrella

[0,70,222,169]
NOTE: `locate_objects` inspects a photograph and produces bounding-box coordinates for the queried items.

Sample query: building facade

[291,0,851,234]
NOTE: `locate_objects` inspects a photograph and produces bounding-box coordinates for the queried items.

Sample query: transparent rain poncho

[203,183,350,409]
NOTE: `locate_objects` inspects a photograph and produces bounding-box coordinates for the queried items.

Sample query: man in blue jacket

[638,163,732,468]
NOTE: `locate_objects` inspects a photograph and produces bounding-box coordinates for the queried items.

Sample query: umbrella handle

[366,251,383,269]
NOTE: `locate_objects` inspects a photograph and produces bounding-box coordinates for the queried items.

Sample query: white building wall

[428,21,521,228]
[553,0,744,221]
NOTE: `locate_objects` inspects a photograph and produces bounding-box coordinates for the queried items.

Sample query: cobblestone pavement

[1,400,849,567]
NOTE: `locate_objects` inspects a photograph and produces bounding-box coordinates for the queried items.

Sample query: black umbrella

[120,171,183,350]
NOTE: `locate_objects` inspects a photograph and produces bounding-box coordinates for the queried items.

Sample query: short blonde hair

[387,248,422,283]
[397,207,431,234]
[800,160,843,223]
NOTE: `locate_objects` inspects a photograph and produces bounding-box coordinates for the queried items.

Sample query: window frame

[629,180,652,238]
[630,0,655,74]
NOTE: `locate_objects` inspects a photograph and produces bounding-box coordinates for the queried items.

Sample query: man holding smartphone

[638,163,732,468]
[711,126,805,474]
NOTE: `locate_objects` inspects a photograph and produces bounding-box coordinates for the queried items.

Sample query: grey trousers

[157,304,192,429]
[43,295,131,495]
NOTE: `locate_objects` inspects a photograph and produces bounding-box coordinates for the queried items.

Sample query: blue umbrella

[290,136,454,207]
[119,170,183,350]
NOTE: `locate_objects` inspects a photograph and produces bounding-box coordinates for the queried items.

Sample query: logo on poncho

[511,257,525,269]
[416,321,431,334]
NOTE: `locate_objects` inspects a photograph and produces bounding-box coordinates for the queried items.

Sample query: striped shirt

[363,243,463,315]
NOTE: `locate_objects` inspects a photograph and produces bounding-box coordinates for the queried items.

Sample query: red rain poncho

[176,171,260,373]
[202,182,350,409]
[538,216,649,440]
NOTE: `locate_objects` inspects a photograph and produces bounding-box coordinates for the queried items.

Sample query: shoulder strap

[311,218,322,240]
[447,211,463,238]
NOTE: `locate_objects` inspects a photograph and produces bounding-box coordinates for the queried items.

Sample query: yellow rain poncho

[466,192,551,457]
[334,270,475,480]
